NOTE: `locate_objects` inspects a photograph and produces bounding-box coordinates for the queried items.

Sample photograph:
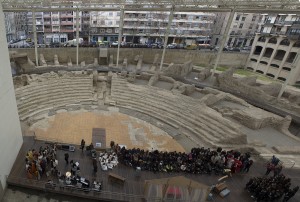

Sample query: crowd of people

[114,145,253,175]
[25,143,102,191]
[246,174,299,202]
[25,144,58,180]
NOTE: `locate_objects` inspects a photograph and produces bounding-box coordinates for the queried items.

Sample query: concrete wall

[12,48,249,68]
[0,5,23,200]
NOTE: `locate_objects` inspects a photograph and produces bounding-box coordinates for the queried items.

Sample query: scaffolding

[1,0,300,13]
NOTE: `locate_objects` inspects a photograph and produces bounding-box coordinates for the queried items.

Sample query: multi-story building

[122,11,215,45]
[27,12,45,44]
[27,9,87,45]
[211,12,261,48]
[246,14,300,85]
[89,11,120,42]
[4,12,28,42]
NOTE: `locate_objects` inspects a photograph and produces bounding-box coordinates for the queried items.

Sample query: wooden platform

[92,128,106,150]
[7,137,300,202]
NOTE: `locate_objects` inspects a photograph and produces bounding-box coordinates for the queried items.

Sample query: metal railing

[7,176,145,201]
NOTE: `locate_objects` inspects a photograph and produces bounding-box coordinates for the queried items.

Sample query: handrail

[7,175,145,200]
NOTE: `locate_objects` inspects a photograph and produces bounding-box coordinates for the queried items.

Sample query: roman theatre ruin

[11,50,300,168]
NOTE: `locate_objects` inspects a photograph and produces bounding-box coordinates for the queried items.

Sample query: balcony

[264,20,274,26]
[287,34,300,40]
[60,14,73,18]
[44,21,51,25]
[60,21,73,25]
[44,28,52,32]
[260,31,271,36]
[60,29,73,32]
[270,30,287,35]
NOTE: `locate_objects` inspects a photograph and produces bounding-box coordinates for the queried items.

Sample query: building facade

[4,12,27,42]
[211,12,261,48]
[89,11,120,43]
[123,11,215,45]
[246,14,300,85]
[27,10,89,44]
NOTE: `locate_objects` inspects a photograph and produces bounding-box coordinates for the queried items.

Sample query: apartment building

[89,11,120,42]
[27,12,45,44]
[211,12,261,48]
[4,12,27,42]
[246,14,300,85]
[27,10,90,44]
[122,11,215,44]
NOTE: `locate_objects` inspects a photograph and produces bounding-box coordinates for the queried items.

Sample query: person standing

[64,153,69,164]
[265,162,274,175]
[81,139,85,153]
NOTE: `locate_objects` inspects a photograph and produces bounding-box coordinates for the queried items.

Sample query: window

[93,20,96,25]
[236,15,240,21]
[100,29,105,33]
[116,21,119,25]
[239,23,244,29]
[188,15,194,20]
[249,24,253,29]
[106,28,112,33]
[242,17,246,21]
[252,16,257,21]
[117,12,120,16]
[109,12,113,16]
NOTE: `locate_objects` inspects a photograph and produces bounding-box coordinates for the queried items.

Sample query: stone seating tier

[15,75,93,121]
[111,77,239,136]
[110,75,246,146]
[18,96,91,120]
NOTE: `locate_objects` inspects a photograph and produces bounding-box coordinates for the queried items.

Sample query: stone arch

[263,47,274,58]
[250,58,257,62]
[266,73,275,78]
[258,36,266,42]
[259,61,268,65]
[293,41,300,47]
[247,67,254,70]
[268,37,277,44]
[274,49,286,60]
[282,67,291,71]
[253,46,263,55]
[270,64,279,68]
[277,77,286,81]
[256,70,264,74]
[280,39,290,46]
[286,52,297,63]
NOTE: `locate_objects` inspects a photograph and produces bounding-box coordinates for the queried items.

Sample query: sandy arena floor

[29,109,185,152]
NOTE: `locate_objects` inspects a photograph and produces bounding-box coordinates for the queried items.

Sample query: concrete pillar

[116,8,124,67]
[159,5,174,71]
[254,37,269,71]
[244,33,259,69]
[76,9,79,66]
[290,50,300,84]
[32,11,38,66]
[212,10,235,77]
[0,3,23,200]
[278,51,300,99]
[264,36,282,75]
[275,41,294,79]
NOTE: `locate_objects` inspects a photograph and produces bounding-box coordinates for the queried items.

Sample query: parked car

[167,43,177,49]
[111,41,119,47]
[176,44,185,49]
[151,42,163,49]
[185,44,198,50]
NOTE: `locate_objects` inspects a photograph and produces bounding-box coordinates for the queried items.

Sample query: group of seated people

[98,151,119,171]
[114,145,253,175]
[245,174,299,202]
[25,144,58,180]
